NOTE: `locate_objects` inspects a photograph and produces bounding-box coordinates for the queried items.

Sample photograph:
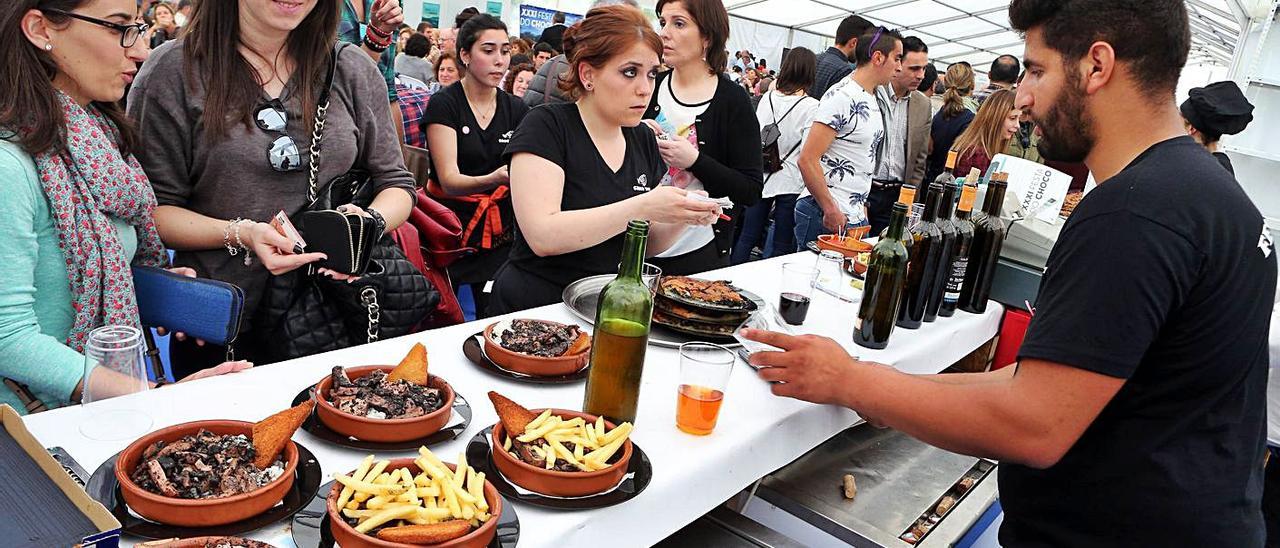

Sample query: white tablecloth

[20,253,1002,547]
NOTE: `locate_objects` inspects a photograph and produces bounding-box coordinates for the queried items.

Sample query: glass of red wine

[779,263,818,325]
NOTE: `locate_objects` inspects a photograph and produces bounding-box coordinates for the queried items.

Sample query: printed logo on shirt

[633,174,649,192]
[499,130,514,144]
[1259,222,1274,259]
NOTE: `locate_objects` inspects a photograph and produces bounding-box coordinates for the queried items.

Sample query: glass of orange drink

[676,342,735,435]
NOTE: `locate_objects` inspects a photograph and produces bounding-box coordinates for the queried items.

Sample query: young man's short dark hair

[854,27,903,66]
[902,36,928,54]
[417,21,434,34]
[988,54,1021,84]
[835,14,874,47]
[919,62,938,92]
[553,11,566,24]
[533,41,556,57]
[1009,0,1189,94]
[405,33,432,58]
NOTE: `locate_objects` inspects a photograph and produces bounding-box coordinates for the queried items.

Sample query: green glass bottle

[583,220,653,424]
[855,203,910,349]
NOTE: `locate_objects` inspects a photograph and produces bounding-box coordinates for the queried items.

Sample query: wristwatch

[367,207,388,235]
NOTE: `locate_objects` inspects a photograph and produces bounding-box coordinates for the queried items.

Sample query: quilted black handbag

[254,44,438,361]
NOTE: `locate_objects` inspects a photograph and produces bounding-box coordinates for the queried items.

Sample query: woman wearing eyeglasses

[128,0,416,375]
[0,0,252,415]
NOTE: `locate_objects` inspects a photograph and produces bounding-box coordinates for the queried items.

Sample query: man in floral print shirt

[793,27,903,251]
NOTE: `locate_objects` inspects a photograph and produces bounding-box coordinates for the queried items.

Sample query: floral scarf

[32,92,167,352]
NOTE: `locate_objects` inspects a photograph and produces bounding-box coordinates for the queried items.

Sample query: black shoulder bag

[761,93,806,175]
[256,44,438,361]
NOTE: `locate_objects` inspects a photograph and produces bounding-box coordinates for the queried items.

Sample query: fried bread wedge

[376,520,473,543]
[251,400,313,469]
[487,391,539,437]
[388,342,429,385]
[564,332,592,356]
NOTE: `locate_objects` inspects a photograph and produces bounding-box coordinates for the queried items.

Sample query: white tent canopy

[722,0,1246,80]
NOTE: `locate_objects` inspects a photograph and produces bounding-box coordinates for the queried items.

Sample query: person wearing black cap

[1181,80,1254,174]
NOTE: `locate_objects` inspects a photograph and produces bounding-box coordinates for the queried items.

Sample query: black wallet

[295,210,380,275]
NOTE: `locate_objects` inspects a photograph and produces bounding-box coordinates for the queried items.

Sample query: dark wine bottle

[855,203,910,349]
[959,173,1009,314]
[940,168,980,317]
[924,177,958,322]
[897,182,945,329]
[913,150,956,224]
[584,220,653,424]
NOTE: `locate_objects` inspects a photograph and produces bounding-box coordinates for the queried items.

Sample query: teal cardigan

[0,139,136,414]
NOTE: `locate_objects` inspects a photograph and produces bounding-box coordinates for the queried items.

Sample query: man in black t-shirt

[743,1,1276,546]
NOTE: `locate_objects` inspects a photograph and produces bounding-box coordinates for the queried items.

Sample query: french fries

[503,413,633,472]
[332,447,492,539]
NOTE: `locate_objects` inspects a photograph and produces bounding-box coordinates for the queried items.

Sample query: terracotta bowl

[844,253,870,277]
[314,365,456,443]
[326,458,501,548]
[482,321,590,377]
[115,420,298,528]
[490,409,632,497]
[816,234,874,258]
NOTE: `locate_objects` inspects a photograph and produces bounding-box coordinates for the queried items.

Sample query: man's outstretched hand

[740,328,866,407]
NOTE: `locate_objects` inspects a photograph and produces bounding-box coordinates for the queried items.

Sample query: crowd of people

[0,0,1261,405]
[1,0,1277,546]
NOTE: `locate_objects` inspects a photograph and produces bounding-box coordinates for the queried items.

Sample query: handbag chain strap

[306,100,328,204]
[361,286,381,343]
[307,43,341,204]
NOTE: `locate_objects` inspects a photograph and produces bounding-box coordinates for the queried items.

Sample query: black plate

[85,443,322,539]
[290,385,472,451]
[291,480,520,548]
[463,333,590,384]
[657,279,761,313]
[466,426,652,510]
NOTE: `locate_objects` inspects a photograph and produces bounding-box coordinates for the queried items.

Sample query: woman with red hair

[488,4,721,314]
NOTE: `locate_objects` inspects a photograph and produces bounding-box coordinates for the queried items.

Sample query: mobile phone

[270,210,307,254]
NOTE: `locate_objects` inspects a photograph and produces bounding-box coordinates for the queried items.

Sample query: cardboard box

[0,404,121,547]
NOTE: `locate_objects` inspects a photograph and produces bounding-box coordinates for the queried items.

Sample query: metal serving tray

[561,274,763,349]
[755,424,998,548]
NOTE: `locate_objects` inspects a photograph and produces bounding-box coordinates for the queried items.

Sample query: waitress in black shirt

[489,4,722,315]
[424,14,528,317]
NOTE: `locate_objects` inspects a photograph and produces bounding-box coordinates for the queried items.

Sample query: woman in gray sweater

[128,0,416,375]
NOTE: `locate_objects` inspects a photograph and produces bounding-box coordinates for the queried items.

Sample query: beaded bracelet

[366,24,393,39]
[364,35,389,53]
[224,218,252,266]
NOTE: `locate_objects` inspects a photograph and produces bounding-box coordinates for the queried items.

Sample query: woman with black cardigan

[642,0,762,275]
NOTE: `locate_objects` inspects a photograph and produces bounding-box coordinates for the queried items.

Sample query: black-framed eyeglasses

[42,8,149,48]
[255,100,302,172]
